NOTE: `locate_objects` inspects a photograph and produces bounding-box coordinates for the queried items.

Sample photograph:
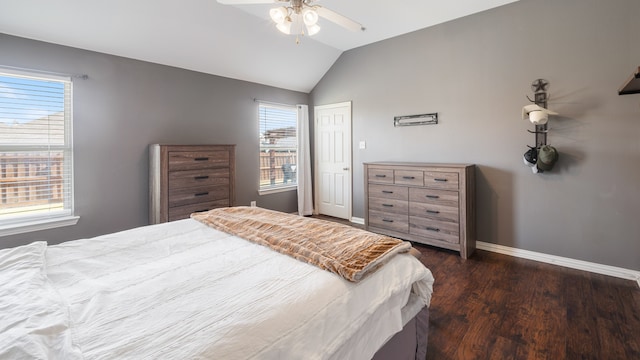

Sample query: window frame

[258,102,298,196]
[0,67,78,237]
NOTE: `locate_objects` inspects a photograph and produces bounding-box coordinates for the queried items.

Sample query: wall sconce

[618,66,640,95]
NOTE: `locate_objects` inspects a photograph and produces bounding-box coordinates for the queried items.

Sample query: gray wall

[0,33,306,248]
[311,0,640,271]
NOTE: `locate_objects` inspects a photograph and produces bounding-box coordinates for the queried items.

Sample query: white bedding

[2,218,434,360]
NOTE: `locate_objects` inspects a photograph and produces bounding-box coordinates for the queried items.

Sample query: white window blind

[259,103,298,193]
[0,68,75,233]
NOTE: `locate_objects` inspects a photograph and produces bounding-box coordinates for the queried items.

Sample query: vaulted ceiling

[0,0,519,92]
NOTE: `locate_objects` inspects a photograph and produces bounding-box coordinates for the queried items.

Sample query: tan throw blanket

[191,207,412,282]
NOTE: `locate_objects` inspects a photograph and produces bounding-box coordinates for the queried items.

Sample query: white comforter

[1,219,434,360]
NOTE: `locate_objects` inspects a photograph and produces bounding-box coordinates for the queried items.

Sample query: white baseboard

[477,241,640,289]
[322,216,640,288]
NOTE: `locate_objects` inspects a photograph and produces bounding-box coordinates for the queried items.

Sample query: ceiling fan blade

[315,6,365,32]
[217,0,279,4]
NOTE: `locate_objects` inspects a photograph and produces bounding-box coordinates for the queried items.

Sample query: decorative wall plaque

[393,113,438,127]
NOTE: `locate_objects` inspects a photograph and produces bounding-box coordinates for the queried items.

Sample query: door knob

[343,167,350,171]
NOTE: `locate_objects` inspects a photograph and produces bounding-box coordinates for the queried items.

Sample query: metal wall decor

[393,113,438,127]
[526,79,551,147]
[522,79,560,174]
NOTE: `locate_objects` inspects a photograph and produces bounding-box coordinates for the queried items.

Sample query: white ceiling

[0,0,518,93]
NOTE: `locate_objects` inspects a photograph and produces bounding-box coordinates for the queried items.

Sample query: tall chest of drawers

[364,162,476,258]
[149,144,235,224]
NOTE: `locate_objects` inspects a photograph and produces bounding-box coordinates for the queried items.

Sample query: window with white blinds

[259,103,298,193]
[0,68,76,235]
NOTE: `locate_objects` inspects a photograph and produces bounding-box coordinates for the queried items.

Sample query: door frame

[313,101,352,220]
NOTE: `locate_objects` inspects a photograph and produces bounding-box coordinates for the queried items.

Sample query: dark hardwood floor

[417,244,640,360]
[313,215,640,359]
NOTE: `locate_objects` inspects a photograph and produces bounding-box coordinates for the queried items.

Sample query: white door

[314,102,352,220]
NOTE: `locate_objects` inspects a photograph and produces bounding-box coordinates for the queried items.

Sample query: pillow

[0,242,82,360]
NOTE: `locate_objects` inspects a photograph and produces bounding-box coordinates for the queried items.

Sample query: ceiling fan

[217,0,365,43]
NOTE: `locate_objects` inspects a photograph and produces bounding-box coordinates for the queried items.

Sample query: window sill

[0,215,80,237]
[258,185,297,196]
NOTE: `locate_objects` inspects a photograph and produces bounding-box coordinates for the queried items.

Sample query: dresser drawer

[409,217,460,244]
[167,200,230,222]
[369,210,409,233]
[409,188,459,207]
[368,168,394,184]
[409,202,459,223]
[368,184,408,201]
[169,168,230,189]
[369,197,408,215]
[168,150,230,171]
[168,185,230,208]
[424,171,459,190]
[395,170,424,186]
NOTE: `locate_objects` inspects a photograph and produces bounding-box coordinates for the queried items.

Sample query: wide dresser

[150,144,235,224]
[364,162,476,258]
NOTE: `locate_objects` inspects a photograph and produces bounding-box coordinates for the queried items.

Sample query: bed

[0,206,434,359]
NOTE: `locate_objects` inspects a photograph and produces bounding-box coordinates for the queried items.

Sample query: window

[0,68,77,236]
[259,103,298,194]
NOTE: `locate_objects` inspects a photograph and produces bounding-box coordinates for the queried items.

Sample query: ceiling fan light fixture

[217,0,365,44]
[305,23,320,36]
[301,7,318,26]
[269,7,288,24]
[276,19,292,34]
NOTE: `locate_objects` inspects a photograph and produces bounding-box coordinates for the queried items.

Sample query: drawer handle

[382,219,394,223]
[382,190,394,194]
[194,175,209,180]
[426,195,440,199]
[403,176,416,179]
[426,210,440,214]
[426,226,440,232]
[194,157,209,161]
[375,174,387,178]
[434,178,448,182]
[382,204,394,207]
[194,192,209,197]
